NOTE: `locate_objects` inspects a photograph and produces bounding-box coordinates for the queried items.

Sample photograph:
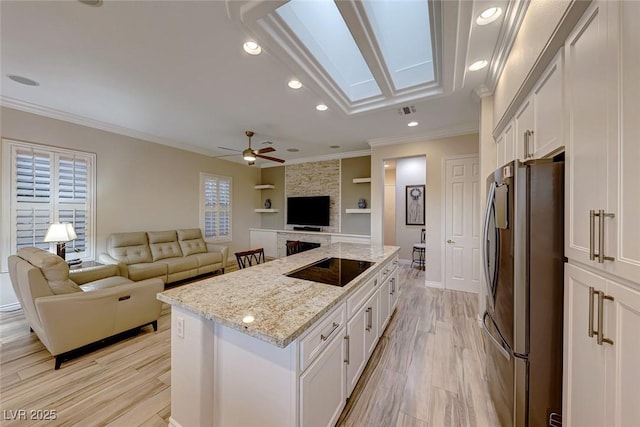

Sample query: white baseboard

[168,417,183,427]
[0,302,21,312]
[425,281,442,289]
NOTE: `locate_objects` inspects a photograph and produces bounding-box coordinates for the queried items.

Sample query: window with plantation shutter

[1,140,96,270]
[200,173,232,242]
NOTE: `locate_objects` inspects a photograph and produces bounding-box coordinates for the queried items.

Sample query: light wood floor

[0,266,498,426]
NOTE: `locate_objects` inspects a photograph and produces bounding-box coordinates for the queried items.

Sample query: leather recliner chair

[7,247,164,369]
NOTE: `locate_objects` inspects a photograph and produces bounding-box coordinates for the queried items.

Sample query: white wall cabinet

[496,120,515,167]
[565,0,640,284]
[564,2,640,426]
[564,263,640,427]
[531,51,563,158]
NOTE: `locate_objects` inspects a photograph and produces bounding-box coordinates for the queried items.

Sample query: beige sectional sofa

[99,228,227,284]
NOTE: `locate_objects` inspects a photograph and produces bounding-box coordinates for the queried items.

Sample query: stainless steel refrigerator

[481,159,564,427]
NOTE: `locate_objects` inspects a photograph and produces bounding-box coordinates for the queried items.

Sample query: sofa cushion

[191,251,222,267]
[17,247,82,295]
[127,263,167,282]
[79,276,133,291]
[108,232,152,264]
[160,256,198,274]
[148,231,183,261]
[179,239,207,256]
[177,228,203,240]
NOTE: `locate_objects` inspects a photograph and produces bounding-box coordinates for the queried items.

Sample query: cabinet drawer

[346,275,378,319]
[299,303,346,372]
[379,256,398,283]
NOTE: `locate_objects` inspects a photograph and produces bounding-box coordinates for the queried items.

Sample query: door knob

[447,239,456,244]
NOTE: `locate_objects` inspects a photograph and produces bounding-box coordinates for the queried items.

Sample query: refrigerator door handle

[482,312,511,361]
[481,182,496,302]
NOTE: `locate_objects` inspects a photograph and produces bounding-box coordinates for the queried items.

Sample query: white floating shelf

[352,178,371,184]
[254,209,279,213]
[345,208,371,214]
[254,184,275,190]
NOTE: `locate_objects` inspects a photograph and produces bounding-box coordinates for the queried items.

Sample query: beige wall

[371,133,479,285]
[1,107,261,306]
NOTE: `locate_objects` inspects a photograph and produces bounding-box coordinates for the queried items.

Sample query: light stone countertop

[157,242,400,348]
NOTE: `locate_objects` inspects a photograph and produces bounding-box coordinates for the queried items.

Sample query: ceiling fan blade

[256,154,285,163]
[255,147,275,154]
[213,154,240,158]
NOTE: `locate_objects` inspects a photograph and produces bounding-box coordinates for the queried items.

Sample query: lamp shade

[44,223,77,243]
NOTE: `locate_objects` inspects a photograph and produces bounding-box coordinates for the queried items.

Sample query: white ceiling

[0,0,523,166]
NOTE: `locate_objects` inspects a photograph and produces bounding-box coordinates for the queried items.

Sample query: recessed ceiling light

[408,121,419,127]
[243,41,262,55]
[288,80,302,89]
[242,315,255,324]
[287,148,300,152]
[477,7,502,25]
[330,145,340,149]
[316,104,328,111]
[7,75,39,86]
[468,60,488,71]
[384,163,389,168]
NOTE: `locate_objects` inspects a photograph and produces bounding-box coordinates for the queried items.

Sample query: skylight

[363,1,434,90]
[276,0,382,102]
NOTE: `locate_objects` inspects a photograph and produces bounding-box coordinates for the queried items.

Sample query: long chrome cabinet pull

[344,335,350,364]
[365,307,372,331]
[390,278,395,295]
[321,322,340,341]
[596,291,614,346]
[588,286,596,338]
[589,210,596,260]
[524,131,529,159]
[528,130,534,157]
[590,210,615,263]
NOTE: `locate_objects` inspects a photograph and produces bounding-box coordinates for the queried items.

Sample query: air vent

[398,105,416,115]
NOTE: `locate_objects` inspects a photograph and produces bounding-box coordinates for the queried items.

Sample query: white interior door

[444,156,480,293]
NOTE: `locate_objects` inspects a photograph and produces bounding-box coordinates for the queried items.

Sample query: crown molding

[485,0,530,93]
[261,149,371,168]
[367,122,478,147]
[0,96,219,158]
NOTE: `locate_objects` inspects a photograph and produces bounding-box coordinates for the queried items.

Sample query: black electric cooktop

[285,257,374,287]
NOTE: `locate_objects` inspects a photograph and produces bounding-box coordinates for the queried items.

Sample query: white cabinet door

[364,291,379,357]
[515,96,534,161]
[605,278,640,426]
[565,0,615,268]
[563,264,608,427]
[346,304,367,396]
[565,0,640,284]
[378,277,391,334]
[565,263,640,427]
[610,0,640,283]
[532,51,564,159]
[496,121,515,168]
[249,229,278,258]
[299,327,346,427]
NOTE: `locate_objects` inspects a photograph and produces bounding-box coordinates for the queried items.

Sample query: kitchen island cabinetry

[159,243,399,427]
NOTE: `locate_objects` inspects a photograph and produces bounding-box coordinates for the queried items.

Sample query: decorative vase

[358,198,367,209]
[264,199,271,209]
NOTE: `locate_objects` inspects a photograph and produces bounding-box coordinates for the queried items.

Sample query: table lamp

[44,222,77,260]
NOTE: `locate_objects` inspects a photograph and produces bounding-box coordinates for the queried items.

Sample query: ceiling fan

[216,131,285,165]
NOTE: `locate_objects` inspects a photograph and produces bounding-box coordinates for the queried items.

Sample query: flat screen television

[287,196,330,226]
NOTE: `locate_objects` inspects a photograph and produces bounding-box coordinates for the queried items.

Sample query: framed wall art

[405,184,425,226]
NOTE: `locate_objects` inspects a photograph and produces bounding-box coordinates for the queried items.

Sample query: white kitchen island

[157,242,400,427]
